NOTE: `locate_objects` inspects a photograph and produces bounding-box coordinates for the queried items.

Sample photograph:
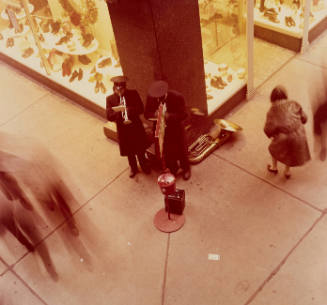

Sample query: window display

[199,0,247,115]
[0,0,122,109]
[254,0,327,37]
[0,1,38,63]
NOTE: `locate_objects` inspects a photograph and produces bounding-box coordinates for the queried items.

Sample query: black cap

[110,75,128,84]
[148,80,168,98]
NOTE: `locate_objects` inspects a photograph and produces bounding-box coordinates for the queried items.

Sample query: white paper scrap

[208,253,220,261]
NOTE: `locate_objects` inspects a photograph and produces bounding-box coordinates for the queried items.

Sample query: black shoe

[182,169,191,180]
[129,169,139,178]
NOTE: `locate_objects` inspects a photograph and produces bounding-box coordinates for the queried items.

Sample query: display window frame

[1,0,326,122]
[253,0,327,52]
[0,0,123,117]
[198,0,253,116]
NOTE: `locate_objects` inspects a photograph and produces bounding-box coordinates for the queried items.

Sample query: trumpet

[120,95,131,125]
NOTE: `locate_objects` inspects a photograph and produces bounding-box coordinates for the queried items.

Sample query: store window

[0,0,122,108]
[254,0,304,38]
[0,0,40,66]
[198,0,247,115]
[254,0,327,38]
[311,0,327,29]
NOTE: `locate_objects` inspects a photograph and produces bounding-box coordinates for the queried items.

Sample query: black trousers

[127,151,149,172]
[165,153,190,175]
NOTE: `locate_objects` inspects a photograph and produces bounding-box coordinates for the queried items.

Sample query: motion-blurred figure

[0,151,33,210]
[314,101,327,161]
[0,192,34,252]
[0,132,79,236]
[0,191,58,280]
[310,58,327,161]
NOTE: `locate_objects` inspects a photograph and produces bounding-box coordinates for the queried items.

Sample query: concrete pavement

[1,30,327,305]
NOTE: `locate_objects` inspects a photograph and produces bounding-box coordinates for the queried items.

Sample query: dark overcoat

[145,90,188,161]
[264,99,311,167]
[106,89,148,156]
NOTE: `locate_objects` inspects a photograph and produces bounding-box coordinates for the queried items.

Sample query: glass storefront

[311,0,327,29]
[198,0,247,115]
[197,0,326,108]
[0,1,326,118]
[0,0,122,109]
[0,1,39,67]
[254,0,327,38]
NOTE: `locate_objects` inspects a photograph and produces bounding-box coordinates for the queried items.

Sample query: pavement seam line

[0,92,49,127]
[253,53,297,93]
[161,234,170,305]
[213,153,323,213]
[295,56,327,71]
[6,269,49,305]
[0,252,48,305]
[243,213,324,305]
[10,167,129,270]
[0,255,10,276]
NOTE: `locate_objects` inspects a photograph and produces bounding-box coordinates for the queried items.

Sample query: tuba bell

[188,119,242,164]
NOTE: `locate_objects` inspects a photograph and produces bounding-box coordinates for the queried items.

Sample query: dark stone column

[106,0,162,101]
[149,0,207,114]
[107,0,207,114]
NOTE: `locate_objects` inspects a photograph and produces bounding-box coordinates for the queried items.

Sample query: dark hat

[148,80,168,98]
[110,75,128,84]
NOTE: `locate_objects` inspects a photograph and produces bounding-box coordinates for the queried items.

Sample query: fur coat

[264,99,311,167]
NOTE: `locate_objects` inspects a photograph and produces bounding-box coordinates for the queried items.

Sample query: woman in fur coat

[264,85,311,178]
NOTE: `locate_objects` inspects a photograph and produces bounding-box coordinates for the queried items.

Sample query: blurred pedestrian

[0,191,58,279]
[0,193,34,252]
[106,76,151,178]
[0,151,33,210]
[0,132,79,236]
[264,85,311,179]
[145,80,191,180]
[313,101,327,161]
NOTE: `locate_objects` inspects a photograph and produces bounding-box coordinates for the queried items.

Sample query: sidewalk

[1,29,327,305]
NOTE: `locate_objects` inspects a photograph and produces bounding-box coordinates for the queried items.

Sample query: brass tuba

[188,119,242,164]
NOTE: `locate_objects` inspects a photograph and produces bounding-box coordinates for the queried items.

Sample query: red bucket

[157,172,176,195]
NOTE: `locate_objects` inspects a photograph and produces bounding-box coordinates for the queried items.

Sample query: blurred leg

[320,121,327,161]
[17,211,58,280]
[0,172,33,210]
[52,188,79,236]
[3,214,34,251]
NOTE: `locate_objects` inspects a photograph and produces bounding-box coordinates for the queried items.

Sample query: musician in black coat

[106,76,150,178]
[145,80,191,180]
